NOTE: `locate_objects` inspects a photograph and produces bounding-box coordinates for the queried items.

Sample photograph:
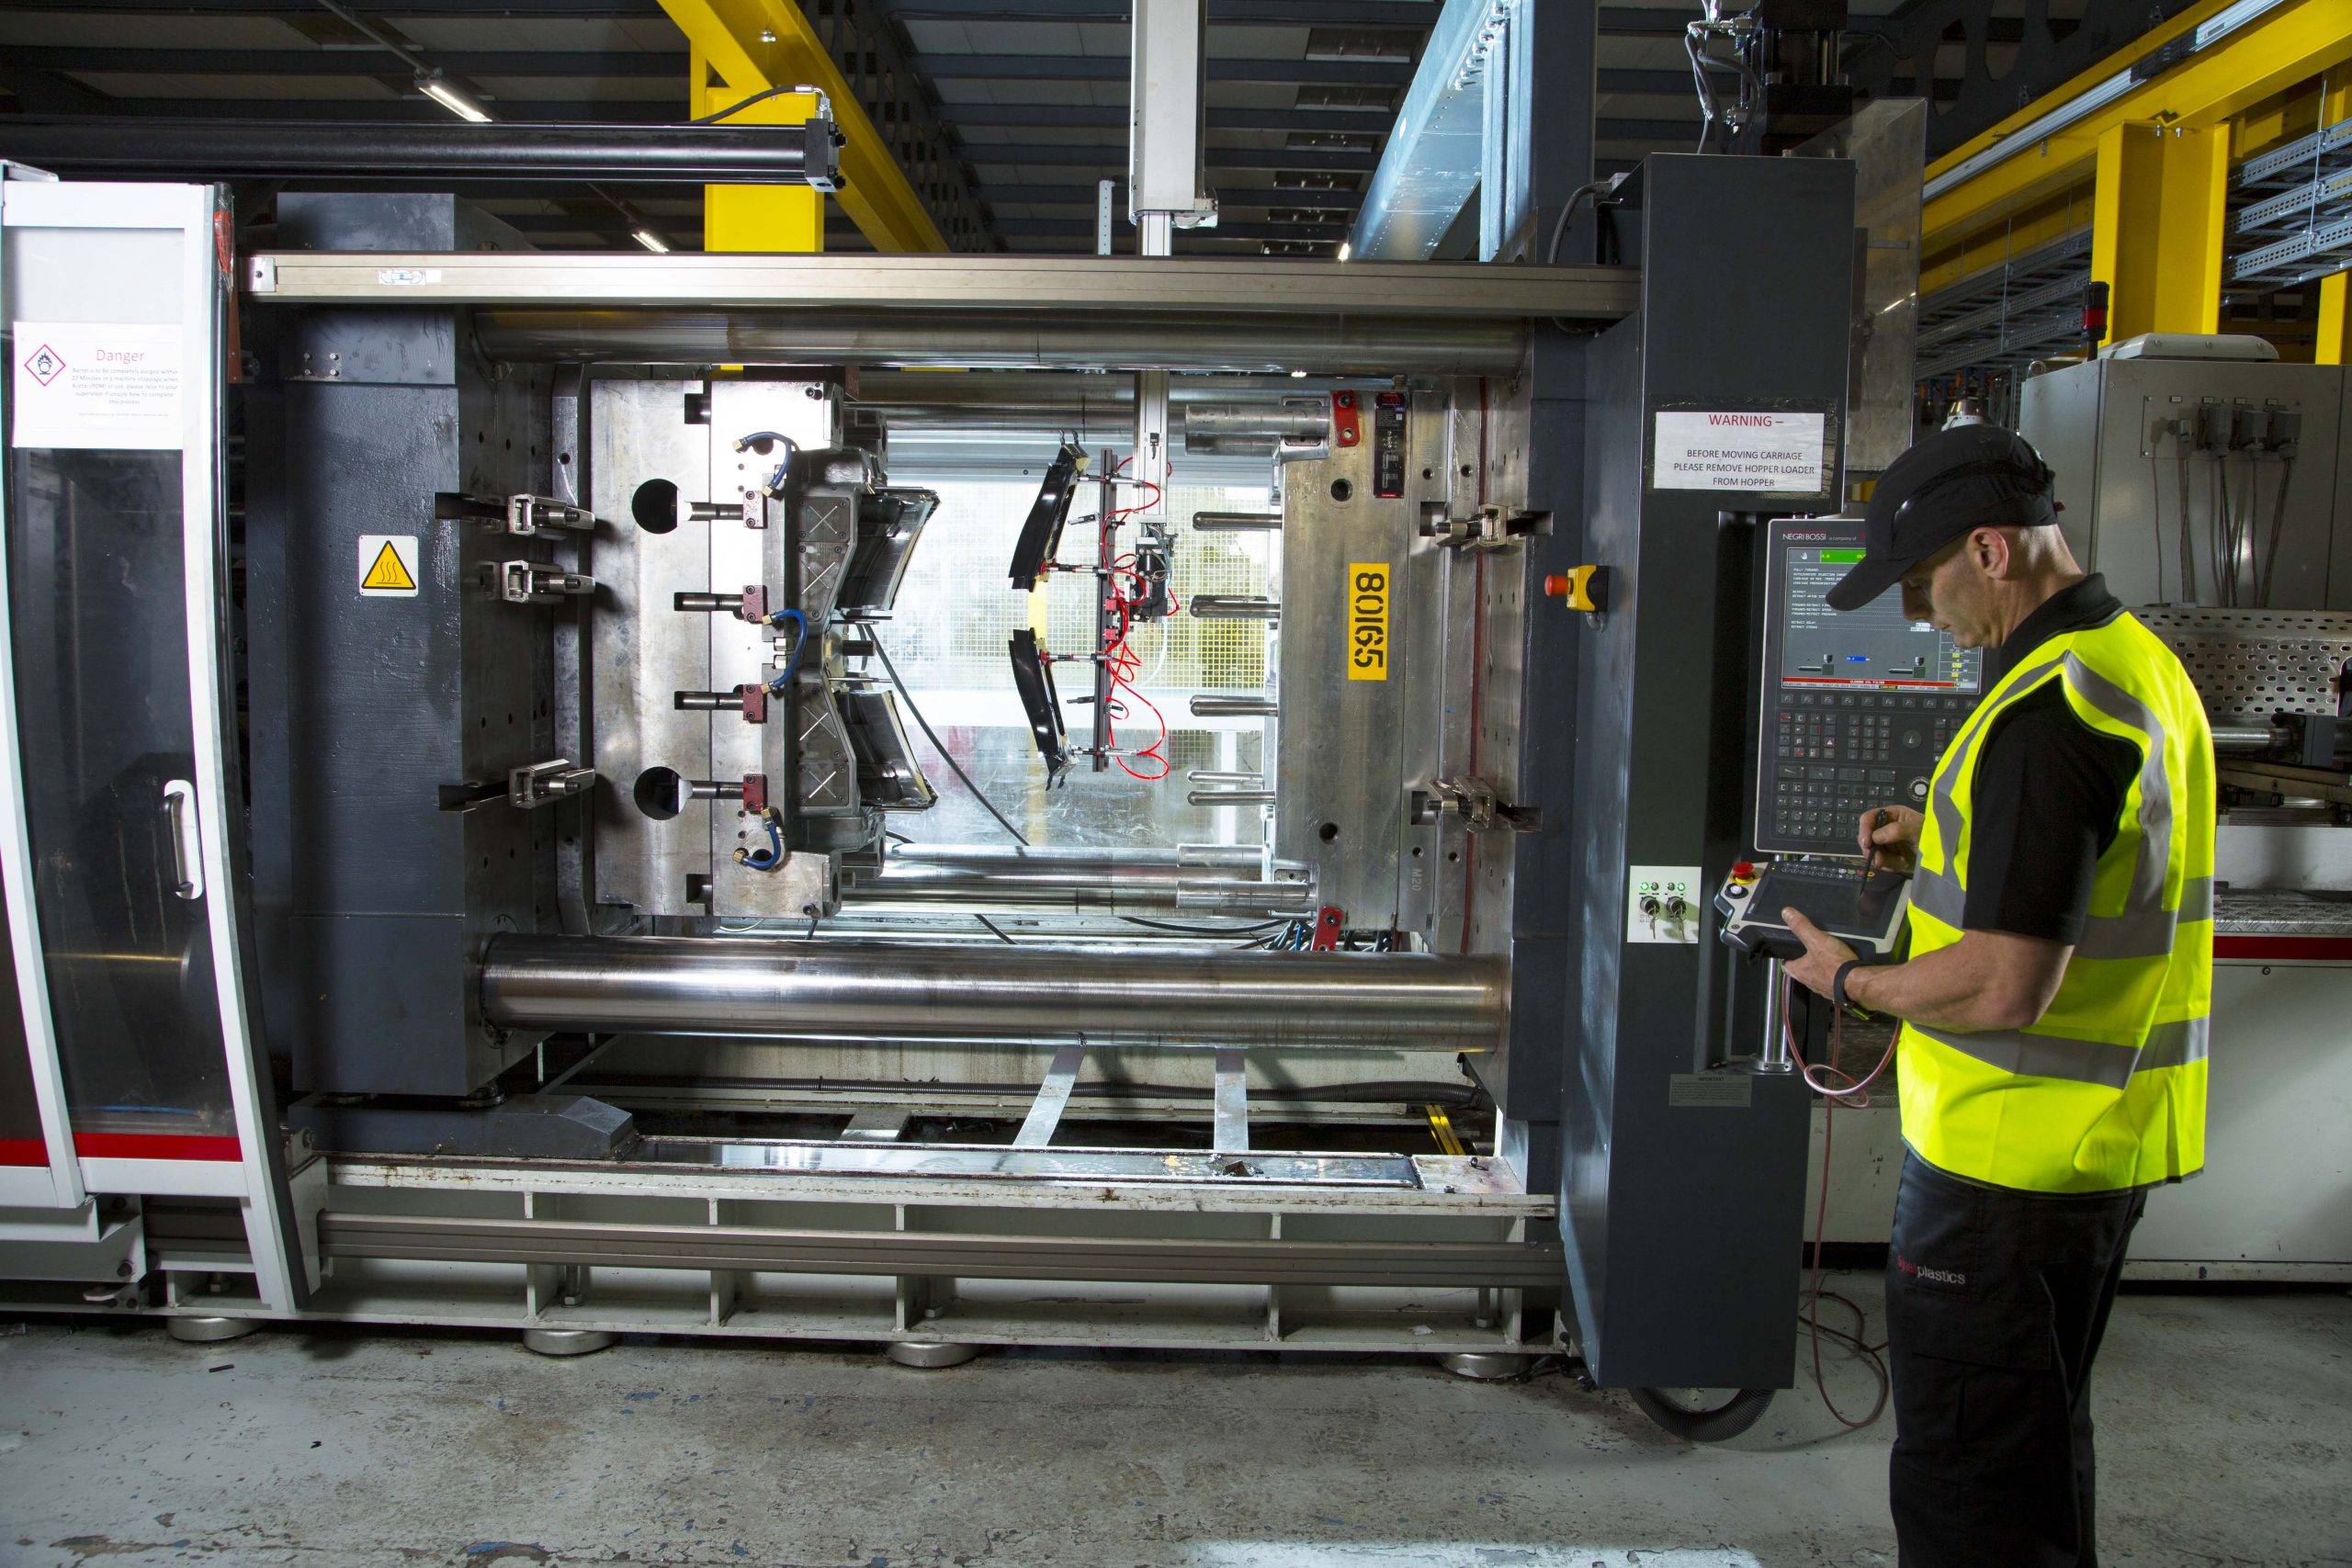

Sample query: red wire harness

[1100,551,1170,780]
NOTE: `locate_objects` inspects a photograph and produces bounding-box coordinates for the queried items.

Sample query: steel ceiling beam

[959,144,1377,172]
[10,45,1426,85]
[7,45,682,77]
[917,54,1417,85]
[979,183,1367,209]
[881,0,1438,20]
[947,104,1396,133]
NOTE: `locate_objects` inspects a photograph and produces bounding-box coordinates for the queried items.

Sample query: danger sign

[357,535,420,597]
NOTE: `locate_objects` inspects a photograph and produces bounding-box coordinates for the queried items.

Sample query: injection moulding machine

[0,155,1883,1419]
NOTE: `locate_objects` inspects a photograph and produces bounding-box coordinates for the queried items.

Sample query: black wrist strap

[1831,959,1871,1019]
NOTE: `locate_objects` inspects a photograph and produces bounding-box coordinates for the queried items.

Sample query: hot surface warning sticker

[358,535,420,597]
[1653,410,1829,494]
[10,322,183,450]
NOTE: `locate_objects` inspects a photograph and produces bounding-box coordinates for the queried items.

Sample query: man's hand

[1781,908,1860,1001]
[1858,804,1924,872]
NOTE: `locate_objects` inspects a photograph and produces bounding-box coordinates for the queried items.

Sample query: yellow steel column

[2319,84,2352,365]
[2089,121,2230,344]
[699,76,823,253]
[659,0,948,254]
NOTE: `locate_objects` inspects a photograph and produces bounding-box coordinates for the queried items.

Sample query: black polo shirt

[1957,575,2145,945]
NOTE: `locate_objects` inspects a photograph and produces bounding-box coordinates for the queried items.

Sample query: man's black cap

[1826,424,2059,611]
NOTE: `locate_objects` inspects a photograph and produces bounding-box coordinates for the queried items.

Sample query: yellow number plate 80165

[1347,561,1389,682]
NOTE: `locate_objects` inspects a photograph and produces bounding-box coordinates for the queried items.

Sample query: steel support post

[2090,121,2231,343]
[697,67,821,253]
[2317,84,2352,366]
[657,0,949,253]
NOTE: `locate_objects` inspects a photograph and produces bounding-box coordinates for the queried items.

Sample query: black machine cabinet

[1560,155,1860,1389]
[245,194,557,1100]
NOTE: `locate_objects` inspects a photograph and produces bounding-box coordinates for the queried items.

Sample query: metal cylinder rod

[1186,772,1264,787]
[889,842,1264,873]
[1173,885,1314,917]
[1189,595,1281,621]
[0,115,840,186]
[673,690,741,711]
[471,310,1529,376]
[674,592,736,614]
[1182,401,1330,449]
[480,935,1504,1052]
[682,779,745,802]
[1190,694,1278,718]
[1189,512,1283,532]
[1188,789,1277,807]
[845,863,1309,916]
[2212,723,2291,754]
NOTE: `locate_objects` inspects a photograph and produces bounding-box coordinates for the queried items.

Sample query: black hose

[1118,915,1290,938]
[866,629,1032,849]
[1629,1386,1776,1442]
[2257,455,2296,607]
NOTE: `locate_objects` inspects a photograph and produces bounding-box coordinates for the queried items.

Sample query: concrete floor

[0,1276,2346,1568]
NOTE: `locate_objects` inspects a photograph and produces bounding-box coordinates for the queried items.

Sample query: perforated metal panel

[2136,607,2352,721]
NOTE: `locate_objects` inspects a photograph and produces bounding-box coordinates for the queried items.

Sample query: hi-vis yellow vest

[1899,610,2214,1194]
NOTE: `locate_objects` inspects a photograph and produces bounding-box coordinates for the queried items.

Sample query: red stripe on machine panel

[73,1132,243,1161]
[0,1137,48,1166]
[2213,935,2352,962]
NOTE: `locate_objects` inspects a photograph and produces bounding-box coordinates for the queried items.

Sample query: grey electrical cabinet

[2020,347,2349,609]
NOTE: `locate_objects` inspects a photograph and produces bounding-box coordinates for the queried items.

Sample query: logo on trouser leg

[1897,1255,1968,1286]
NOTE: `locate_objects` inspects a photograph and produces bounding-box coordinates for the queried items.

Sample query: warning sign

[357,535,420,597]
[10,321,184,450]
[1652,410,1829,494]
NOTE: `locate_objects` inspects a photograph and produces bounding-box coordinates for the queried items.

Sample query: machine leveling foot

[522,1328,618,1357]
[1437,1351,1532,1381]
[166,1315,261,1344]
[886,1340,978,1369]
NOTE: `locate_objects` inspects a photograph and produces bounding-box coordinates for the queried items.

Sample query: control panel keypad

[1768,693,1971,841]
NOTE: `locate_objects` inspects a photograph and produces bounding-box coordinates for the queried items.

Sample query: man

[1778,424,2213,1568]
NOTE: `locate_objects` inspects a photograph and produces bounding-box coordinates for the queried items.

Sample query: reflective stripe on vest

[1897,611,2213,1195]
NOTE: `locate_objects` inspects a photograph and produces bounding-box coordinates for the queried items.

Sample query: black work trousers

[1884,1150,2148,1568]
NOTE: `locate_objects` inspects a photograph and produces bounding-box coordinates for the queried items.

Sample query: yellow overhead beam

[1922,0,2352,254]
[657,0,949,254]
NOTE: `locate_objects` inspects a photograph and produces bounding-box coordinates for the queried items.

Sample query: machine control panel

[1757,517,1984,857]
[1715,860,1911,960]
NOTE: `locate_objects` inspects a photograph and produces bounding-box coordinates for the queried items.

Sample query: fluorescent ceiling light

[632,229,672,254]
[416,72,491,123]
[1337,240,1352,262]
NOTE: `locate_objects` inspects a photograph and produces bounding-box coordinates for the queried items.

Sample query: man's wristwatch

[1830,959,1874,1021]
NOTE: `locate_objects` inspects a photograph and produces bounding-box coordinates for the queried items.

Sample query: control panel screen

[1778,547,1981,694]
[1754,522,1985,858]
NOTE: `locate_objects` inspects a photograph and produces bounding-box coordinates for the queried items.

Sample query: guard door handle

[162,779,204,901]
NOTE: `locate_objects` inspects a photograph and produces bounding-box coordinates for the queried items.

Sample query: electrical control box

[1626,864,1702,944]
[2020,349,2348,609]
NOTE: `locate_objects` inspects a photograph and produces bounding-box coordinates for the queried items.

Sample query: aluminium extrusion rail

[243,251,1641,321]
